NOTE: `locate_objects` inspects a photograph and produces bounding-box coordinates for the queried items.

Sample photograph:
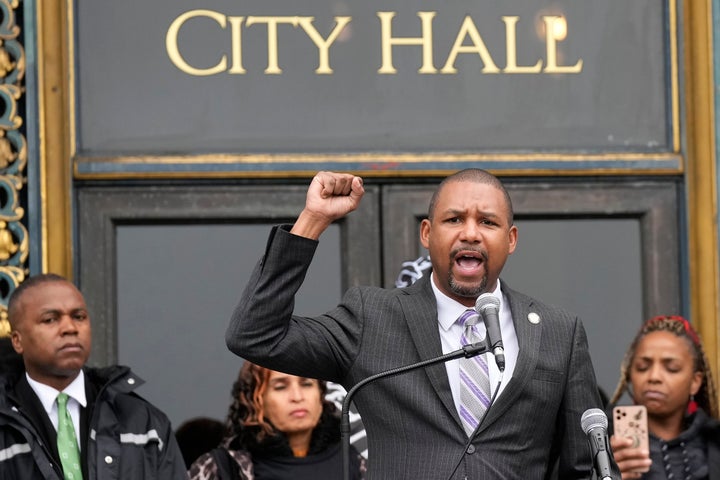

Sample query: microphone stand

[341,341,489,480]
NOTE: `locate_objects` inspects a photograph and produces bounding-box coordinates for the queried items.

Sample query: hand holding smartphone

[613,405,649,451]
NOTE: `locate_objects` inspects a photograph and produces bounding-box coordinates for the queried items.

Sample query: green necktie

[56,392,83,480]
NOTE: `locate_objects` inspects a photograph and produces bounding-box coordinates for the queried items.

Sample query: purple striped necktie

[457,309,490,436]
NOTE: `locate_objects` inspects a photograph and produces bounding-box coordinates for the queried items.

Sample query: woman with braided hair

[189,361,366,479]
[609,315,720,480]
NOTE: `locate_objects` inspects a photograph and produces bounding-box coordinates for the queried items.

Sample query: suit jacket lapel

[398,275,462,426]
[477,285,543,434]
[13,375,62,464]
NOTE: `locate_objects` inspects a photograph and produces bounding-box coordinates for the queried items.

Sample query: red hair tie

[646,315,701,346]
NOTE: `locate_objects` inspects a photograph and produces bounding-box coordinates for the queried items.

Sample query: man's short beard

[448,272,487,298]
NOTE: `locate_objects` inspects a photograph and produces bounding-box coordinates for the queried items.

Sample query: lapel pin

[528,312,540,324]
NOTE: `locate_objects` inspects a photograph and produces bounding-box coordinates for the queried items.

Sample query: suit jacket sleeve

[225,225,362,383]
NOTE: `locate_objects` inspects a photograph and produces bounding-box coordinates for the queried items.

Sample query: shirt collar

[431,273,504,331]
[26,369,87,414]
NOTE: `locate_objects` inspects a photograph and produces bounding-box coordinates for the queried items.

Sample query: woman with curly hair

[189,361,366,479]
[609,315,720,479]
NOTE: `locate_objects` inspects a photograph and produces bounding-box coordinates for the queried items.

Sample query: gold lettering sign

[166,10,583,76]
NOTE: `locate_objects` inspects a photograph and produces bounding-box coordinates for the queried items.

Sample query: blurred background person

[609,315,720,479]
[176,417,225,469]
[189,361,365,479]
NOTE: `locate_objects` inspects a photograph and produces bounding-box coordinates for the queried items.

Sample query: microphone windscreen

[475,293,501,312]
[581,408,608,434]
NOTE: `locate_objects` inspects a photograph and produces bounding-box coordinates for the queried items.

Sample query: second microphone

[475,292,505,372]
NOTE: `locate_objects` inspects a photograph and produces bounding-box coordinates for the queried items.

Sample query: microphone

[581,408,613,480]
[475,293,505,371]
[340,342,489,480]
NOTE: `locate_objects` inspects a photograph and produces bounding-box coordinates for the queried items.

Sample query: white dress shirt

[431,275,519,418]
[26,370,87,449]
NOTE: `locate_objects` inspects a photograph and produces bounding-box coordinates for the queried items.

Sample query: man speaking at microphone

[226,169,618,479]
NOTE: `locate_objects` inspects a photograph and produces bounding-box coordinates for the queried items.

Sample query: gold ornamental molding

[37,0,73,279]
[0,0,28,337]
[684,0,720,392]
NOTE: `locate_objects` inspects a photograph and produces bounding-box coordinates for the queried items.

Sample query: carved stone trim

[0,0,27,336]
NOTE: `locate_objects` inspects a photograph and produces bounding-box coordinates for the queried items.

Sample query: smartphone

[613,405,649,450]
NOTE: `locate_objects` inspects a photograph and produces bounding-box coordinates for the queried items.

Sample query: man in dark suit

[0,273,187,479]
[227,169,617,479]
